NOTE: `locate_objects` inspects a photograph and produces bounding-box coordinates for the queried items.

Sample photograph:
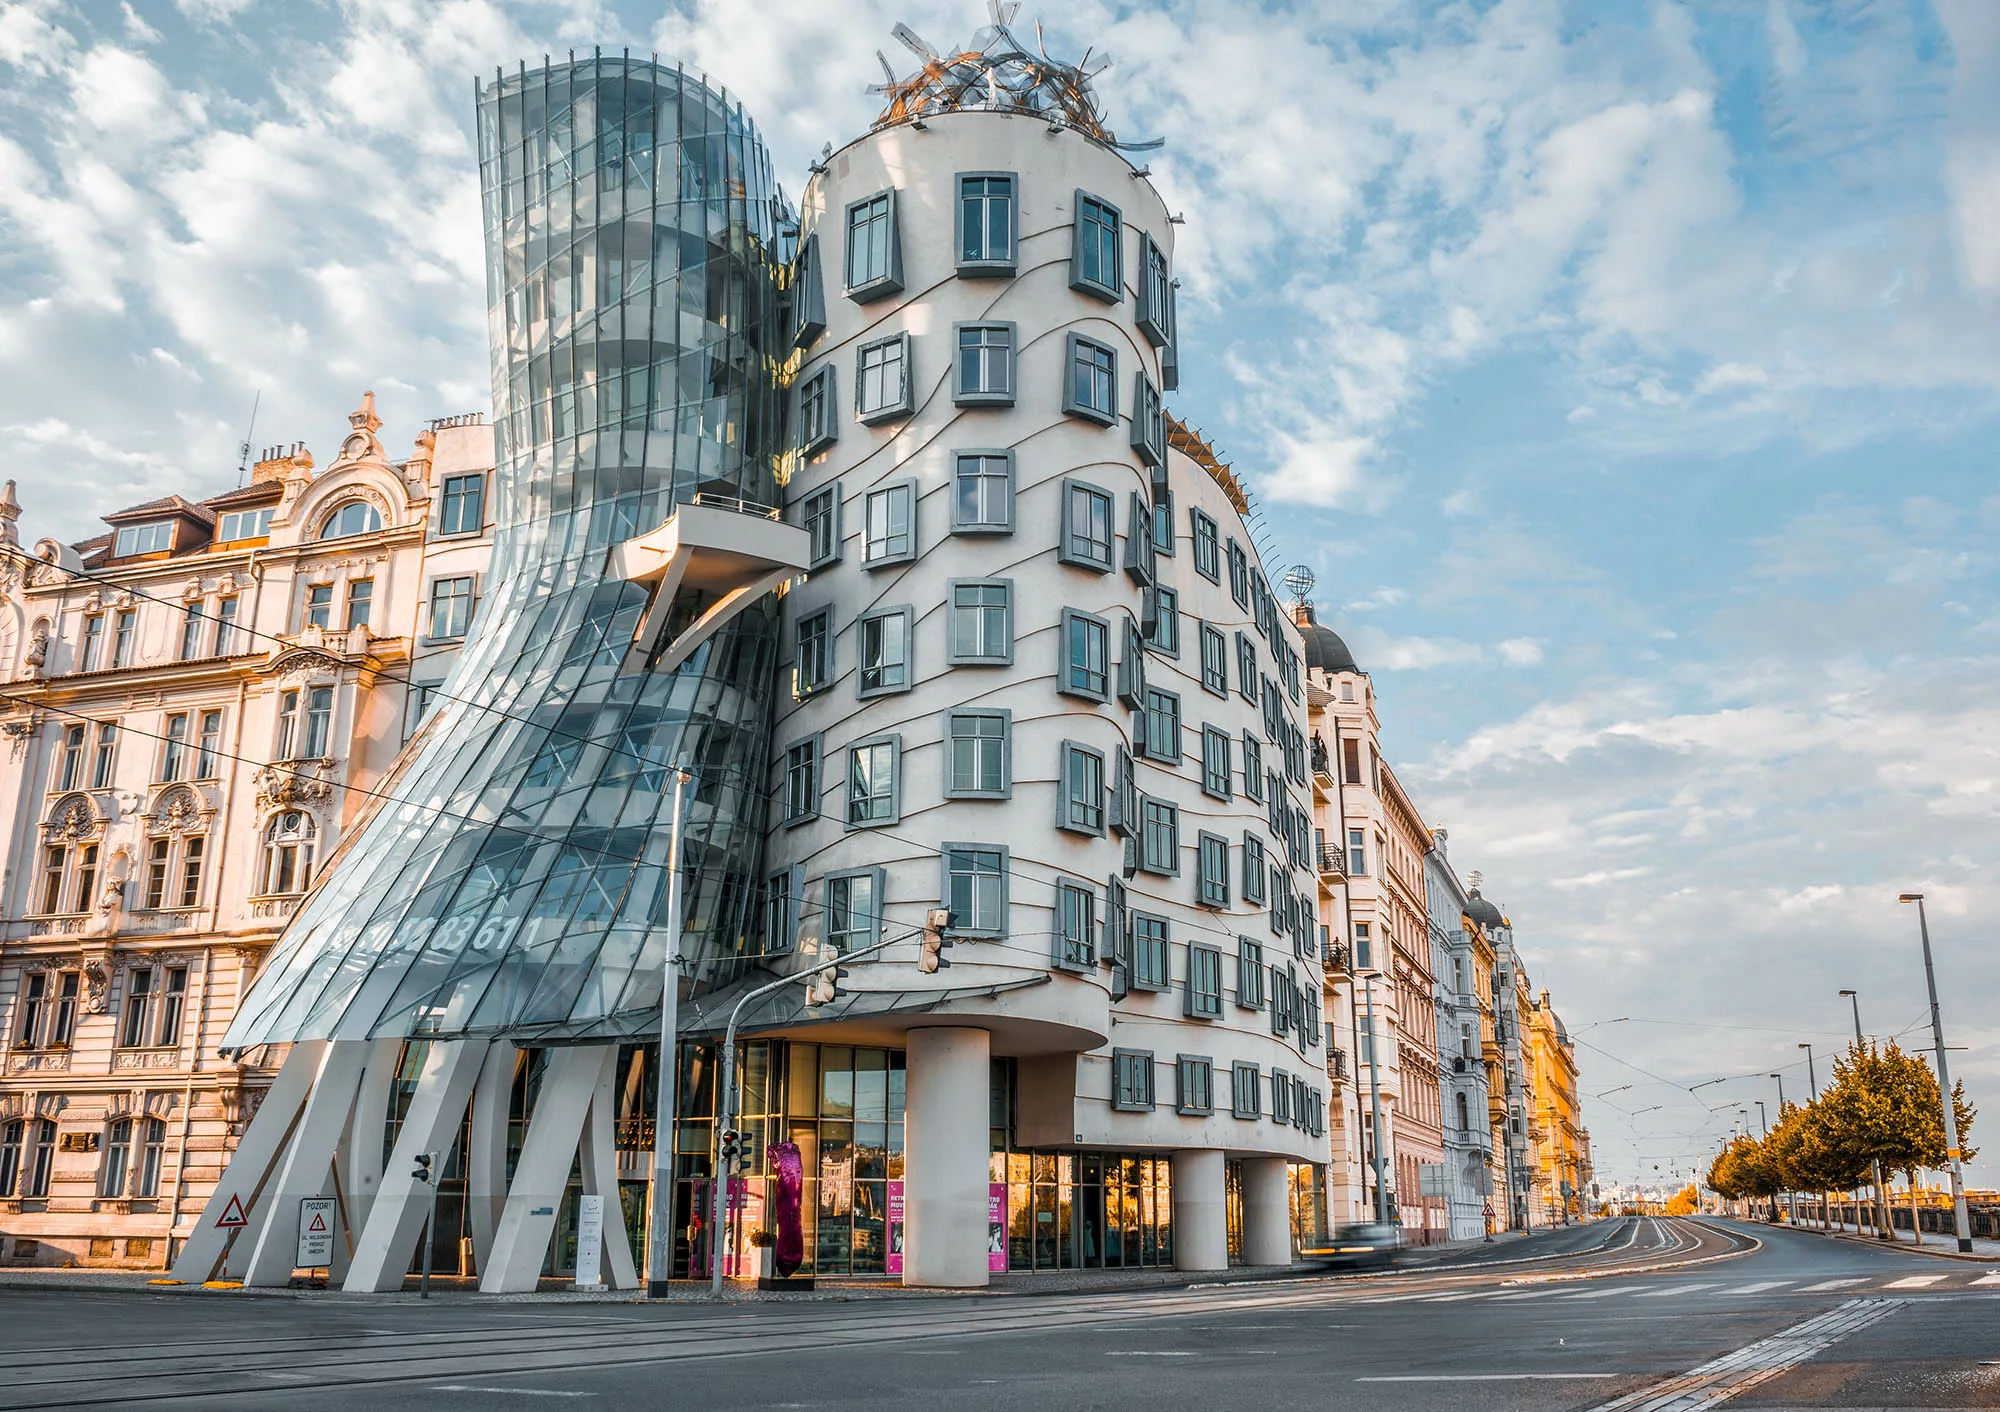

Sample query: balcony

[1328,1048,1349,1082]
[1316,842,1345,879]
[612,496,811,673]
[1323,941,1352,976]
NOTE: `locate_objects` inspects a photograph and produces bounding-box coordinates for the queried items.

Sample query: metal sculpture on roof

[870,0,1161,150]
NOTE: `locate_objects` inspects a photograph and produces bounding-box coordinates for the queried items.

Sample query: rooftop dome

[1295,601,1359,675]
[1465,886,1504,928]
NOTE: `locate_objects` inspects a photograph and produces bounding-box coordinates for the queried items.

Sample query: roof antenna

[235,390,261,488]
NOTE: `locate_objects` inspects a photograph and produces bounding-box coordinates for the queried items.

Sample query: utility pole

[645,769,692,1297]
[1839,989,1892,1240]
[1799,1043,1821,1230]
[1899,894,1975,1254]
[1362,975,1390,1226]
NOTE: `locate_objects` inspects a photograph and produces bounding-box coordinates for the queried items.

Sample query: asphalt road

[0,1218,1994,1410]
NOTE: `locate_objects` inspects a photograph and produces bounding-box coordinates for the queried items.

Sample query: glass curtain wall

[223,57,793,1053]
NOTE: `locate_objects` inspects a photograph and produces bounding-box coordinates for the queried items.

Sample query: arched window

[1456,1091,1470,1134]
[1,1117,57,1198]
[317,501,383,541]
[261,811,318,895]
[101,1116,167,1199]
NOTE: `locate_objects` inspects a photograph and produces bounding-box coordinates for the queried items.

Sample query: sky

[0,0,1996,1191]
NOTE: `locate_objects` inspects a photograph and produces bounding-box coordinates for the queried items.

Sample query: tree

[1663,1184,1699,1217]
[1813,1040,1977,1241]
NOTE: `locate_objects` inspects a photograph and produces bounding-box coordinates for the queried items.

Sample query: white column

[241,1040,373,1287]
[480,1044,603,1294]
[465,1039,517,1273]
[342,1040,487,1293]
[903,1027,990,1288]
[343,1037,407,1239]
[1241,1156,1293,1267]
[168,1039,323,1284]
[577,1046,639,1290]
[1171,1149,1228,1271]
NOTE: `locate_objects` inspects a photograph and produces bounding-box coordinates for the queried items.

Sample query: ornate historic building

[0,401,494,1268]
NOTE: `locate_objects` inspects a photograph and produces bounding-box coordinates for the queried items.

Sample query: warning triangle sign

[214,1193,250,1229]
[307,1211,327,1232]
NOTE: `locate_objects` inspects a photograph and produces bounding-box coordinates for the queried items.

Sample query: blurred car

[1299,1221,1403,1270]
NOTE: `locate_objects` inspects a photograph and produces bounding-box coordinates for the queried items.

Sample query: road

[0,1218,1994,1410]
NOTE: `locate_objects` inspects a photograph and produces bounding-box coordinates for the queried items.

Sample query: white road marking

[1972,1272,2000,1287]
[1559,1288,1630,1299]
[432,1388,597,1399]
[1104,1351,1197,1357]
[1883,1274,1947,1288]
[1582,1298,1907,1411]
[1796,1278,1868,1292]
[1632,1283,1719,1298]
[1718,1280,1791,1294]
[1357,1373,1622,1382]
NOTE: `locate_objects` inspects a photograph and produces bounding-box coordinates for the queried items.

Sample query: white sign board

[296,1197,337,1269]
[574,1194,605,1290]
[1418,1162,1447,1198]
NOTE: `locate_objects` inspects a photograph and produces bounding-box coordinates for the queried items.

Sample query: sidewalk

[1787,1220,2000,1263]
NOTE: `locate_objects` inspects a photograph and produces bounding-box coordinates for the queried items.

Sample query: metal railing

[1317,842,1344,876]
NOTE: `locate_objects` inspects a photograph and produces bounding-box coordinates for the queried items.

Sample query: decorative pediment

[255,761,334,814]
[146,784,213,834]
[43,793,105,842]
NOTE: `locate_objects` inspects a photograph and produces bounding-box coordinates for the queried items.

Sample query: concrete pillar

[241,1040,373,1286]
[1171,1149,1228,1271]
[1241,1156,1293,1267]
[577,1046,639,1290]
[342,1040,487,1293]
[343,1037,407,1239]
[903,1027,990,1288]
[464,1039,517,1273]
[481,1044,604,1294]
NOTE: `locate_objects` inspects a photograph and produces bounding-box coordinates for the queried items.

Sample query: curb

[1799,1225,2000,1266]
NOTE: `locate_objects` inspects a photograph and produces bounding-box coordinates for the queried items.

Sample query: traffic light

[806,959,848,1006]
[412,1151,435,1186]
[718,1128,753,1176]
[919,907,956,974]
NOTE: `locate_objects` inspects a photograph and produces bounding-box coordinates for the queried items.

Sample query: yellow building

[1523,991,1589,1223]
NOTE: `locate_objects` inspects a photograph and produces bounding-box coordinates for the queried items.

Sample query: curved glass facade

[225,57,791,1049]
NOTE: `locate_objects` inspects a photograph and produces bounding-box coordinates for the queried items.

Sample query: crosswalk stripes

[1883,1274,1948,1288]
[1631,1282,1719,1298]
[1721,1280,1792,1294]
[1973,1272,2000,1287]
[1797,1278,1870,1292]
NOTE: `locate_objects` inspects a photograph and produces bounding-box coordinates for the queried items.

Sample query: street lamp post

[1362,976,1391,1226]
[1770,1074,1795,1226]
[1798,1044,1819,1229]
[645,769,692,1297]
[1898,894,1975,1254]
[1839,988,1892,1240]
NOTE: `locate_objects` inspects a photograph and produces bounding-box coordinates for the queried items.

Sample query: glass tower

[224,56,791,1050]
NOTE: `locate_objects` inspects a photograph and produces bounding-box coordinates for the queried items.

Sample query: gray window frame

[1243,833,1268,905]
[1129,913,1170,991]
[437,473,485,538]
[1236,937,1267,1010]
[1054,877,1096,972]
[1196,831,1230,909]
[854,332,914,424]
[950,450,1014,534]
[945,708,1012,800]
[1227,538,1250,607]
[794,606,833,698]
[1151,489,1174,557]
[1062,332,1117,426]
[941,841,1010,938]
[856,605,913,699]
[946,578,1013,665]
[801,484,841,570]
[1138,796,1179,876]
[1185,944,1224,1020]
[1242,733,1264,801]
[955,171,1018,276]
[1058,608,1111,702]
[782,735,821,826]
[1056,739,1106,835]
[1191,508,1220,582]
[843,188,904,302]
[1058,479,1115,572]
[1231,1060,1261,1117]
[792,232,826,347]
[763,865,803,954]
[1200,727,1231,801]
[825,866,886,953]
[1070,190,1124,303]
[1175,1054,1214,1113]
[1130,371,1165,466]
[953,322,1016,406]
[427,575,475,642]
[845,733,903,828]
[1145,584,1179,656]
[1140,687,1180,764]
[798,364,837,456]
[862,479,917,568]
[1137,232,1173,347]
[1112,1048,1154,1111]
[1235,632,1258,703]
[1199,623,1227,696]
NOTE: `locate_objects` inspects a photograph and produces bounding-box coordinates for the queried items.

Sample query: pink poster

[886,1180,905,1275]
[988,1182,1007,1272]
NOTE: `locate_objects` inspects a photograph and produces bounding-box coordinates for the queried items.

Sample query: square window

[1176,1054,1214,1113]
[1062,333,1117,425]
[428,577,475,640]
[1231,1060,1261,1118]
[844,189,903,301]
[1200,624,1228,696]
[1139,797,1179,875]
[946,709,1011,799]
[1130,372,1165,466]
[1071,191,1124,303]
[1056,740,1105,834]
[1058,608,1110,701]
[438,474,485,536]
[951,451,1014,533]
[794,607,833,698]
[1197,832,1230,909]
[1055,879,1096,970]
[953,323,1016,406]
[1191,509,1220,582]
[1140,688,1180,764]
[783,737,821,824]
[856,606,912,697]
[846,735,901,827]
[863,481,916,567]
[826,868,884,951]
[1201,728,1231,800]
[798,365,838,456]
[942,843,1008,935]
[1243,833,1268,905]
[1137,234,1174,347]
[855,333,912,423]
[802,485,841,569]
[1130,914,1170,990]
[1185,946,1224,1020]
[957,173,1017,275]
[947,579,1012,664]
[1112,1048,1154,1111]
[1236,937,1267,1010]
[1059,480,1115,572]
[1145,585,1179,655]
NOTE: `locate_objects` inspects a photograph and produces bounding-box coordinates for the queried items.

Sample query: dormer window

[318,501,382,541]
[217,508,274,542]
[113,522,172,557]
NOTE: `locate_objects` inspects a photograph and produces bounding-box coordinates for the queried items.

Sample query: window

[1197,832,1230,909]
[1235,632,1258,703]
[1111,1049,1153,1110]
[429,576,475,640]
[1198,625,1227,698]
[957,172,1016,274]
[1348,828,1367,877]
[1137,232,1173,346]
[1071,192,1123,302]
[797,365,837,455]
[79,615,103,671]
[1055,879,1095,969]
[1140,688,1180,763]
[802,485,841,569]
[178,603,203,660]
[1057,741,1105,834]
[1271,1068,1291,1125]
[863,482,915,566]
[1124,493,1157,587]
[1145,586,1179,654]
[1130,914,1170,990]
[113,521,172,556]
[942,843,1008,935]
[1118,614,1148,709]
[159,714,187,783]
[854,333,912,423]
[1227,539,1250,608]
[212,597,239,656]
[1175,1054,1214,1114]
[102,1116,168,1200]
[1242,734,1264,802]
[783,737,820,824]
[275,689,300,759]
[142,837,171,909]
[91,723,117,789]
[438,474,484,537]
[1343,737,1363,786]
[951,452,1013,533]
[856,607,911,697]
[1152,496,1175,562]
[303,686,333,758]
[1236,937,1268,1010]
[1062,333,1117,425]
[1354,922,1372,971]
[1059,480,1115,571]
[1243,833,1268,906]
[1130,372,1165,466]
[1111,745,1137,839]
[345,579,374,630]
[794,607,832,698]
[178,835,205,907]
[120,967,157,1046]
[843,189,903,301]
[1200,726,1231,800]
[1059,608,1110,701]
[953,323,1015,406]
[318,501,382,540]
[37,846,67,915]
[793,234,827,346]
[403,681,442,742]
[948,580,1011,664]
[846,735,900,826]
[1231,1061,1261,1118]
[826,869,883,952]
[54,723,84,791]
[15,971,78,1047]
[111,610,135,668]
[1185,943,1224,1019]
[1139,797,1179,875]
[763,868,798,953]
[0,1117,57,1198]
[305,584,333,630]
[261,810,317,894]
[946,709,1010,799]
[1190,509,1220,583]
[216,507,273,542]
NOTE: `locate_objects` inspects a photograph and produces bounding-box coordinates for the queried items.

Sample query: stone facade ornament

[1,715,40,760]
[255,762,333,812]
[22,621,48,676]
[82,955,110,1013]
[45,795,103,841]
[0,478,18,547]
